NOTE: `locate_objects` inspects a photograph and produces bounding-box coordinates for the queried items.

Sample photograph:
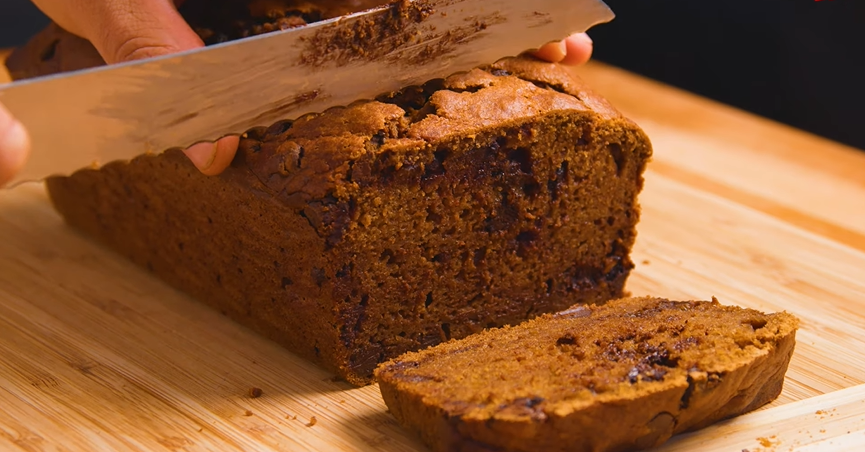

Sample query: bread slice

[6,1,652,385]
[375,297,799,452]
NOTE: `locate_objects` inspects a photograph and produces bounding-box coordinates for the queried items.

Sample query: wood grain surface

[2,48,865,451]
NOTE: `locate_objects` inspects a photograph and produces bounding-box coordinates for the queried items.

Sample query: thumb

[0,102,31,187]
[80,0,204,64]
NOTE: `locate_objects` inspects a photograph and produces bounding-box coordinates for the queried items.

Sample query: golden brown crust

[375,297,799,452]
[487,58,623,121]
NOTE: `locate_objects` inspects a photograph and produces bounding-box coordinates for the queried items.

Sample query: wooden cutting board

[2,49,865,451]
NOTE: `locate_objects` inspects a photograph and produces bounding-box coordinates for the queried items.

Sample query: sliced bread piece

[375,296,799,452]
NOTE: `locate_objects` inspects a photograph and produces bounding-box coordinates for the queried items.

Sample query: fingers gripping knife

[0,0,614,187]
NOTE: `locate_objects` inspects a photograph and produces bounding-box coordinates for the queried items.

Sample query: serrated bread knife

[0,0,614,188]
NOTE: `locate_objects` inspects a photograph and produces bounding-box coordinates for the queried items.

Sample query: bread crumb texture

[376,297,799,452]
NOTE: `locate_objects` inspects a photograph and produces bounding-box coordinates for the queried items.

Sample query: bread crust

[375,297,799,452]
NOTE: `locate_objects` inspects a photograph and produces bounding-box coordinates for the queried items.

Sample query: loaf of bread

[6,1,653,385]
[375,297,799,452]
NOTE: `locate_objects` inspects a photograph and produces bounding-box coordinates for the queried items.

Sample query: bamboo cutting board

[2,49,865,451]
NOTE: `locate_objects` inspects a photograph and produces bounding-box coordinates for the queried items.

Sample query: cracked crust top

[232,55,642,204]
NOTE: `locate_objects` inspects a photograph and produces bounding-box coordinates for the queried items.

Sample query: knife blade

[0,0,614,188]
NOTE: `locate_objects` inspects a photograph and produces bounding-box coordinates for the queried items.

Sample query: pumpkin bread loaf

[6,1,653,385]
[375,297,800,452]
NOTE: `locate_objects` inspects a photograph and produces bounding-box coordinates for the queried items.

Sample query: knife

[0,0,614,188]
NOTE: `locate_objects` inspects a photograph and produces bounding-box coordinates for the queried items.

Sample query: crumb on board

[197,427,203,433]
[642,259,650,265]
[816,410,825,415]
[307,416,317,427]
[244,410,253,417]
[339,399,346,403]
[248,387,263,398]
[286,414,297,420]
[756,435,780,448]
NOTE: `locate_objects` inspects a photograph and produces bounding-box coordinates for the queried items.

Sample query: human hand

[533,33,594,66]
[26,0,238,177]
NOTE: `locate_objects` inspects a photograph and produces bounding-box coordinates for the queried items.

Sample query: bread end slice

[375,296,799,452]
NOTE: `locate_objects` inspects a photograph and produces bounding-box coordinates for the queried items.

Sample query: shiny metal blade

[0,0,614,187]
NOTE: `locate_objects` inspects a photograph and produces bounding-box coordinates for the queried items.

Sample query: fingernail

[184,141,218,171]
[574,33,593,45]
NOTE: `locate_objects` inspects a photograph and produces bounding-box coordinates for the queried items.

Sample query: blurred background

[1,0,863,151]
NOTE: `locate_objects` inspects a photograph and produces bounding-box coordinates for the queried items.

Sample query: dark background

[589,0,865,152]
[2,0,863,151]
